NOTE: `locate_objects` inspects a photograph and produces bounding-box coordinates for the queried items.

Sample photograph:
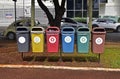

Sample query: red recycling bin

[91,27,106,54]
[46,26,60,53]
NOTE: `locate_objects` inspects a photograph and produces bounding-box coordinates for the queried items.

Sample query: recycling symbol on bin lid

[18,36,26,44]
[34,36,41,43]
[49,36,56,43]
[65,36,72,43]
[80,36,87,44]
[95,37,103,45]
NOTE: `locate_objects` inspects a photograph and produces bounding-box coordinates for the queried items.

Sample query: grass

[43,42,120,68]
[100,42,120,68]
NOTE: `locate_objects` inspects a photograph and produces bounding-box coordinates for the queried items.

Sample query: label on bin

[95,37,103,45]
[80,36,87,43]
[49,36,56,43]
[65,36,72,43]
[34,36,41,43]
[18,36,26,44]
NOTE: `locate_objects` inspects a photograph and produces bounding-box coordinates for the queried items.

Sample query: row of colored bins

[16,26,106,54]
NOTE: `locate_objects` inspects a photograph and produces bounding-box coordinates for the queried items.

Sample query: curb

[0,64,120,72]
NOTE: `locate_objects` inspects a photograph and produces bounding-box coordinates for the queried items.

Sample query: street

[106,32,120,42]
[0,67,120,79]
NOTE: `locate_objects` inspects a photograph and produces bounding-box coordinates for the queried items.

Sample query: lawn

[0,40,120,68]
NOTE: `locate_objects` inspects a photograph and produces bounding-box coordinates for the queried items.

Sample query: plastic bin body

[77,27,90,53]
[46,27,60,53]
[16,27,30,52]
[31,27,44,53]
[91,27,106,54]
[61,27,75,53]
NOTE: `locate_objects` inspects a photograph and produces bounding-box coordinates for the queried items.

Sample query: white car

[92,18,120,32]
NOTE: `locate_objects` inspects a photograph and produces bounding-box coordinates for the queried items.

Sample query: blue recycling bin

[77,27,90,53]
[61,27,75,53]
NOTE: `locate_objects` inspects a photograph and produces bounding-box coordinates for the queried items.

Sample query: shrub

[72,17,87,24]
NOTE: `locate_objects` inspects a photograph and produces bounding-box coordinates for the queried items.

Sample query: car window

[16,21,24,26]
[107,19,116,23]
[97,19,106,22]
[64,18,77,24]
[35,20,40,25]
[24,21,31,26]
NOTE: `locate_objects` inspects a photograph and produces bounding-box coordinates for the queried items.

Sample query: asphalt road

[0,68,120,79]
[106,32,120,42]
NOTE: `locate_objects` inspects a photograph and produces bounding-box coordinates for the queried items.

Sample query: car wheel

[7,32,16,40]
[117,26,120,32]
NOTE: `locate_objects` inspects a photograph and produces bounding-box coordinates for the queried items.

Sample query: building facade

[0,0,120,25]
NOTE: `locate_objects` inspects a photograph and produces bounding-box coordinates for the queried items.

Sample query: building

[0,0,120,25]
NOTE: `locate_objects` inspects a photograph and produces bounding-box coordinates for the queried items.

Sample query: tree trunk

[37,0,66,28]
[87,0,93,31]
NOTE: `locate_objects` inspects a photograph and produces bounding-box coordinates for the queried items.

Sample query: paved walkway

[0,65,120,79]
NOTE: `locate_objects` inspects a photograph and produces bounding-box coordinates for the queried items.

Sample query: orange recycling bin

[46,27,60,53]
[91,27,106,54]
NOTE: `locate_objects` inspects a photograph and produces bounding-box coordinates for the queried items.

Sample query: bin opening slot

[94,29,105,32]
[47,28,59,32]
[63,28,74,31]
[78,28,89,31]
[17,28,28,31]
[32,28,43,31]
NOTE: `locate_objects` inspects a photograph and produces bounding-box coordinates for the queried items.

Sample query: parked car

[3,18,40,40]
[92,18,120,32]
[61,17,87,29]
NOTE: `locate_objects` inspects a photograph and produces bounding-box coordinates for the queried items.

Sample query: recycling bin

[61,27,75,53]
[46,27,60,53]
[91,27,106,54]
[77,27,90,53]
[16,27,30,52]
[31,27,44,53]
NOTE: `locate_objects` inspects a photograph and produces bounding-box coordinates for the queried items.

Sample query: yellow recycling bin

[31,27,44,53]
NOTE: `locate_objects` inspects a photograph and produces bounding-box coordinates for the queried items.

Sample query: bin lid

[16,27,29,33]
[92,27,106,34]
[46,26,60,33]
[77,27,90,33]
[61,27,75,33]
[31,27,45,33]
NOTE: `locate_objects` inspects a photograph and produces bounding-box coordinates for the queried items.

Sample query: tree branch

[61,0,66,8]
[37,0,53,23]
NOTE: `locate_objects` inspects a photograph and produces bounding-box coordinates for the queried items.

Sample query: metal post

[98,54,100,63]
[23,0,25,18]
[31,0,35,28]
[14,1,17,28]
[21,53,24,60]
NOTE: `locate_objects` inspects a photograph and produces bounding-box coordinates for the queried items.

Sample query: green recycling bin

[77,27,90,53]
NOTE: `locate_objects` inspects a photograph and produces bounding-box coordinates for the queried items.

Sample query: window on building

[93,11,99,17]
[67,0,74,10]
[100,0,108,3]
[83,0,87,10]
[75,11,82,17]
[75,0,82,10]
[83,11,87,17]
[67,11,74,18]
[93,0,99,10]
